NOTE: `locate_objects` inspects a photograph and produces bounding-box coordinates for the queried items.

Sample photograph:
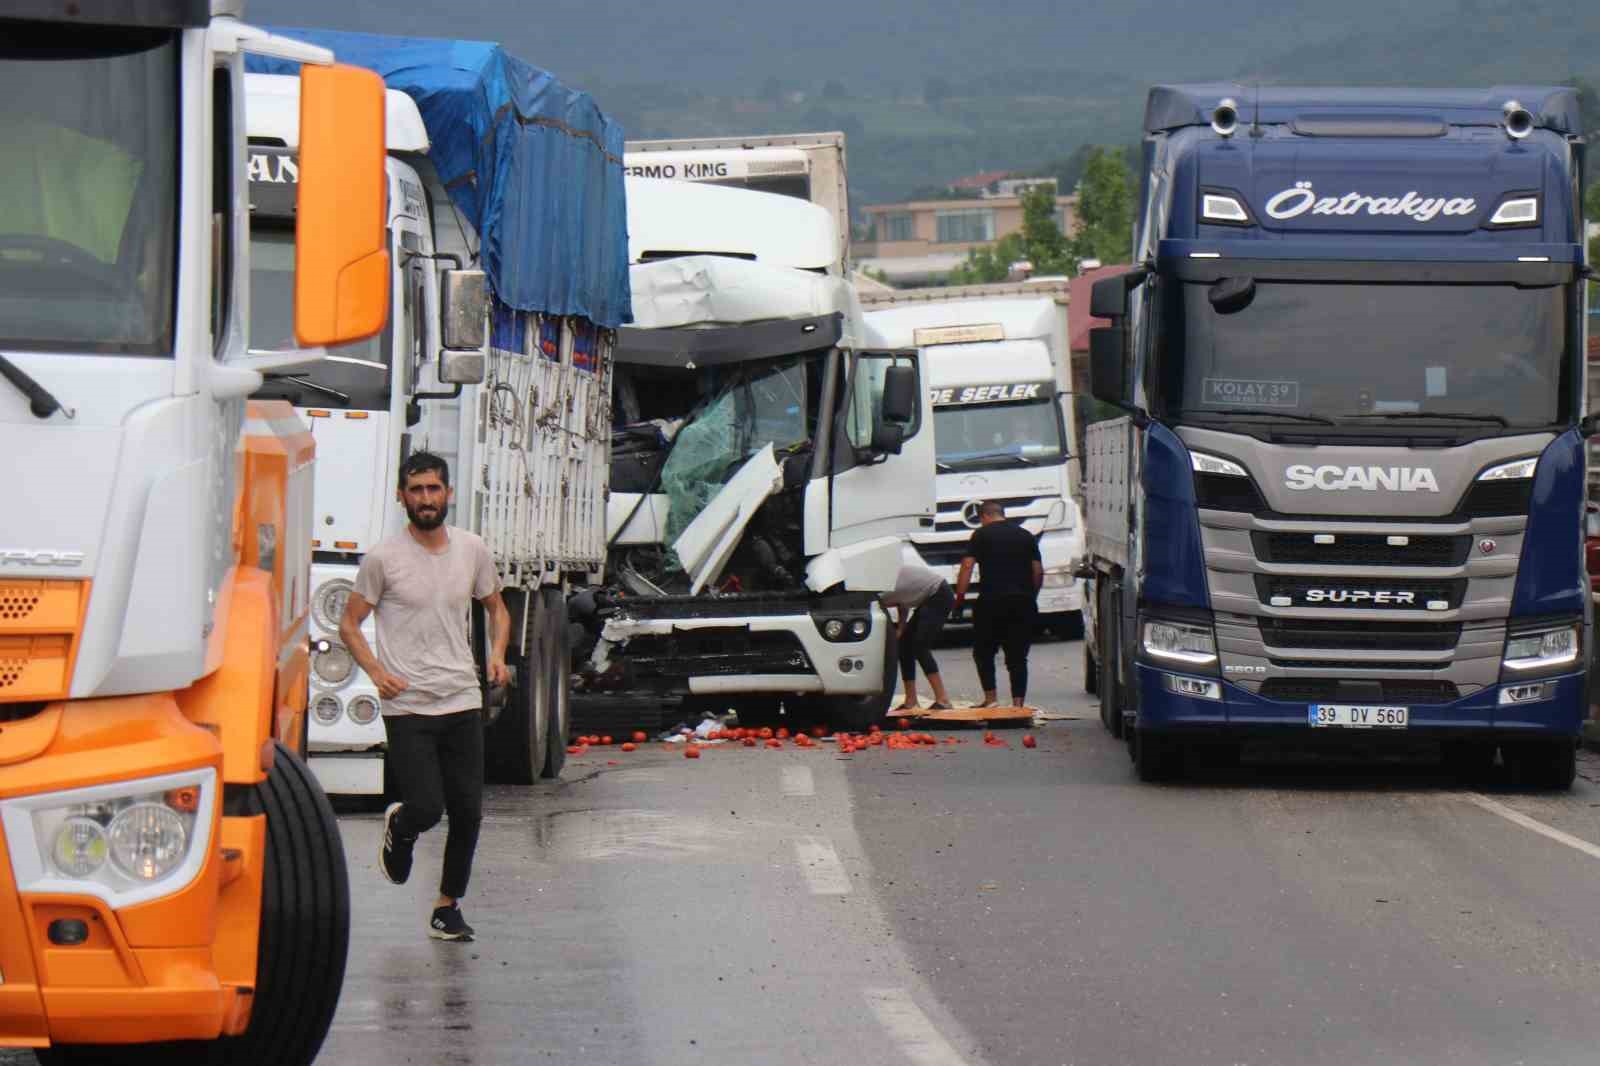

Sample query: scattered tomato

[684,746,701,759]
[765,738,783,749]
[566,745,582,754]
[742,736,757,747]
[897,718,910,730]
[632,731,648,743]
[868,724,882,734]
[776,727,790,739]
[600,735,614,746]
[759,727,775,740]
[621,742,637,752]
[1023,735,1037,749]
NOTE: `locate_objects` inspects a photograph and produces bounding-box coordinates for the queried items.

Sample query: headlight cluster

[312,641,355,686]
[815,613,871,642]
[2,770,214,905]
[1502,624,1579,673]
[312,578,355,633]
[1142,618,1217,666]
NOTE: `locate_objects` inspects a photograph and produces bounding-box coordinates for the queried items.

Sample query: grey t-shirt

[882,563,948,610]
[352,527,500,717]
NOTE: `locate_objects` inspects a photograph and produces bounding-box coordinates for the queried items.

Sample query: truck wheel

[1134,729,1180,783]
[488,595,550,785]
[1505,739,1577,791]
[1083,639,1098,696]
[35,743,350,1066]
[1100,590,1124,739]
[824,623,897,733]
[541,588,570,779]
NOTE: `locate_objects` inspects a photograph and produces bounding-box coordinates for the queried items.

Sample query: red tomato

[1023,735,1037,749]
[684,746,701,759]
[566,745,582,754]
[765,738,783,749]
[621,742,637,752]
[759,727,775,740]
[868,724,882,734]
[632,731,648,743]
[600,735,614,746]
[897,718,910,730]
[776,727,790,739]
[742,737,757,747]
[983,731,996,742]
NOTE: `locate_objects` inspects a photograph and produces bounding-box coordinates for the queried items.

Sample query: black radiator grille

[1257,618,1460,651]
[1253,531,1469,567]
[623,629,814,683]
[1258,678,1461,705]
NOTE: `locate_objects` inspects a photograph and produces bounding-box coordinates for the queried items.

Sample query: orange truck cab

[0,2,386,1063]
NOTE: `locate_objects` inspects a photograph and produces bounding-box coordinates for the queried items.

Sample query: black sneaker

[379,802,414,886]
[429,904,475,942]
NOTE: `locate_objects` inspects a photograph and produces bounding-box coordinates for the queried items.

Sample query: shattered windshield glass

[659,359,810,560]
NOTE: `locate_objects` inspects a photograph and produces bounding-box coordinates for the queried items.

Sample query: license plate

[1308,704,1409,729]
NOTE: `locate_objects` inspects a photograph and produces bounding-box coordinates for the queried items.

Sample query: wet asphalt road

[6,632,1600,1065]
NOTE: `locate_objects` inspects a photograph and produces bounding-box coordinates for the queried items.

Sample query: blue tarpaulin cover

[247,29,631,327]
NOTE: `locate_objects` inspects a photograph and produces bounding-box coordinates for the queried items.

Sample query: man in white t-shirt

[883,561,955,711]
[340,452,510,942]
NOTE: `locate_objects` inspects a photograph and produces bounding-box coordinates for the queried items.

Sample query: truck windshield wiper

[1171,407,1334,426]
[0,352,68,419]
[941,451,1034,468]
[1343,411,1509,427]
[264,374,352,405]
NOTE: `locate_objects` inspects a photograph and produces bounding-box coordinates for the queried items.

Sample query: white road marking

[1466,793,1600,861]
[864,987,970,1066]
[794,834,851,895]
[781,765,815,797]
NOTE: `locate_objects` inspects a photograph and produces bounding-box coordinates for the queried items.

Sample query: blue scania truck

[1083,85,1589,787]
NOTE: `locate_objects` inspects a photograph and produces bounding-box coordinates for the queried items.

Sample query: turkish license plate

[1308,704,1409,729]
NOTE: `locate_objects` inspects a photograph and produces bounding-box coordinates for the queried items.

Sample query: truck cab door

[827,348,935,547]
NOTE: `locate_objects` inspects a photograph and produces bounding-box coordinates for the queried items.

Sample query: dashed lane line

[794,834,852,895]
[864,987,970,1066]
[1466,793,1600,862]
[781,765,815,797]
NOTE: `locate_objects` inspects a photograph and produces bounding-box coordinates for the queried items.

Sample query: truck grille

[1254,576,1466,610]
[915,543,971,568]
[622,629,814,683]
[1258,618,1460,652]
[1258,678,1461,705]
[1457,479,1532,518]
[1252,532,1469,567]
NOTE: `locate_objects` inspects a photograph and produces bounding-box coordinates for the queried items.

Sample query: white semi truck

[624,133,850,276]
[1,4,386,1061]
[579,178,935,732]
[245,32,630,792]
[861,283,1085,633]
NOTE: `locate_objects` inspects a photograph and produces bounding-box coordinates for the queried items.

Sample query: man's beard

[406,501,446,530]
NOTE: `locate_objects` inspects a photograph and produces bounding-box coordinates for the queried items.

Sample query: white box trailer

[624,132,849,276]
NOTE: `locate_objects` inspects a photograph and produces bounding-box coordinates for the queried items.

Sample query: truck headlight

[1502,623,1579,672]
[813,611,871,642]
[312,641,355,686]
[312,693,344,725]
[1,769,215,906]
[313,578,355,632]
[347,694,381,725]
[1142,618,1217,666]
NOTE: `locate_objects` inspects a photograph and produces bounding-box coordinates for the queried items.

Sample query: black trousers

[384,709,484,900]
[899,583,954,682]
[973,595,1037,700]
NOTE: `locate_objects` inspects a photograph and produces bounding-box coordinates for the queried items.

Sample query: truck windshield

[934,398,1065,470]
[0,29,178,355]
[1159,279,1568,428]
[248,227,391,410]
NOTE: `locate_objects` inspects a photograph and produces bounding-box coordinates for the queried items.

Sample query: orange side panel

[0,819,47,1047]
[0,580,90,704]
[0,696,218,800]
[175,570,275,787]
[210,813,266,1035]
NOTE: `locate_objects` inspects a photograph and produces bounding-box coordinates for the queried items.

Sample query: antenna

[1249,83,1263,138]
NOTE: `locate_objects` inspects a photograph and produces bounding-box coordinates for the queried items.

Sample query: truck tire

[541,588,570,779]
[824,623,897,733]
[1504,739,1577,791]
[36,744,352,1066]
[487,594,550,786]
[1099,587,1124,739]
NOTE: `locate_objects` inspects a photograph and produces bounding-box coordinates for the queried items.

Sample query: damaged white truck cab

[583,180,934,730]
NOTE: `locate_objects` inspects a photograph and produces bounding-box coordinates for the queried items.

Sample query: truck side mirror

[294,63,389,347]
[880,363,917,423]
[1090,275,1129,320]
[438,269,488,386]
[871,422,906,455]
[1089,325,1128,406]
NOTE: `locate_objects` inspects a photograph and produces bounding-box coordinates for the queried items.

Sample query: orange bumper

[0,697,263,1049]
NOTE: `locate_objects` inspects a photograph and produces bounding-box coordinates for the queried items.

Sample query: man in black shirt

[953,501,1043,707]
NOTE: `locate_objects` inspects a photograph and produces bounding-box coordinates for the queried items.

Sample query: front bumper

[0,698,252,1049]
[1134,663,1586,738]
[596,603,889,696]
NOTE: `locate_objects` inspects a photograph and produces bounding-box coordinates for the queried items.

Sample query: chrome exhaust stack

[1502,100,1534,140]
[1212,98,1239,138]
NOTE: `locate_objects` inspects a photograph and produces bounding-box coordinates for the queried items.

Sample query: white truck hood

[629,257,864,346]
